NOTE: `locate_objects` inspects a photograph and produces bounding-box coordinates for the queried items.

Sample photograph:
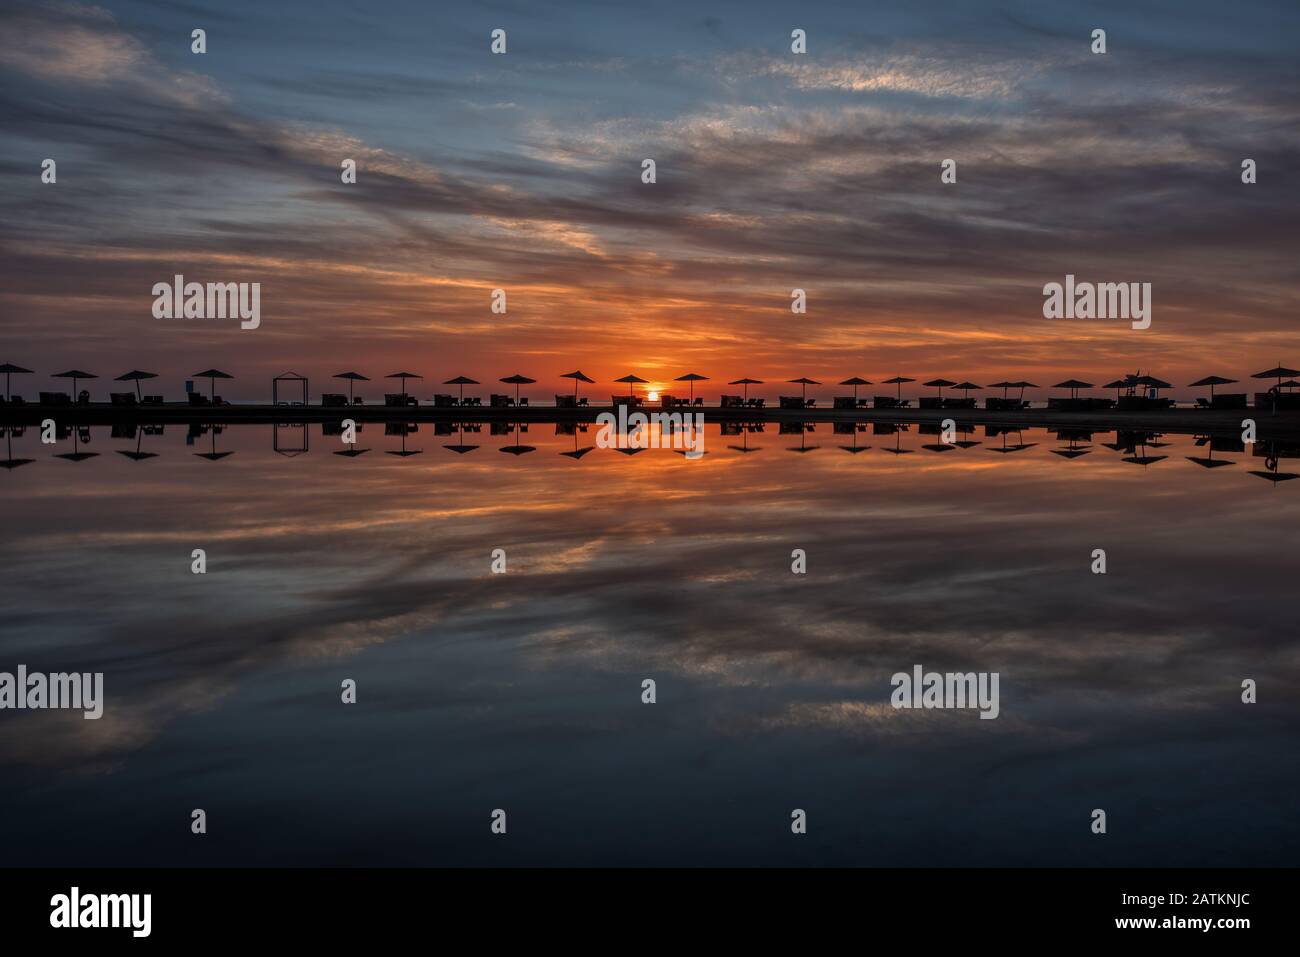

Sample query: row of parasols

[3,364,1298,404]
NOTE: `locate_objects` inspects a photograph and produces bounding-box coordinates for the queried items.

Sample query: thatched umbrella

[560,370,595,399]
[386,371,422,399]
[923,378,957,400]
[333,371,370,403]
[53,369,97,399]
[1188,375,1237,401]
[192,369,233,402]
[0,363,33,399]
[615,374,648,400]
[674,372,709,403]
[788,377,821,402]
[1011,381,1038,403]
[883,376,915,401]
[444,375,479,404]
[1053,379,1093,401]
[115,370,157,401]
[499,374,535,406]
[839,376,871,402]
[1252,363,1300,391]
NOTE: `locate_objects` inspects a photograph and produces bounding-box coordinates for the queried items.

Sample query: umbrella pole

[136,380,142,400]
[210,378,215,402]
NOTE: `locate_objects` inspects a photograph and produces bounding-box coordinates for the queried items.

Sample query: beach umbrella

[117,429,158,461]
[1252,363,1300,391]
[115,370,157,401]
[883,376,915,401]
[1280,380,1300,392]
[192,369,233,402]
[954,381,982,400]
[1011,381,1038,402]
[615,373,648,399]
[1188,375,1237,401]
[729,377,763,401]
[499,423,535,455]
[1130,374,1172,398]
[53,369,97,399]
[1103,378,1130,401]
[193,425,233,461]
[443,375,479,404]
[54,428,97,462]
[924,378,957,399]
[1053,379,1093,400]
[987,380,1015,399]
[0,430,33,470]
[1186,440,1235,469]
[560,370,595,398]
[385,425,422,457]
[839,376,871,402]
[334,447,370,458]
[386,371,422,398]
[0,363,33,398]
[442,420,479,455]
[787,377,821,401]
[499,374,535,406]
[674,372,709,403]
[333,371,370,403]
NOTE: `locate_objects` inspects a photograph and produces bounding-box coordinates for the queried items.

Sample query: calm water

[1,420,1296,866]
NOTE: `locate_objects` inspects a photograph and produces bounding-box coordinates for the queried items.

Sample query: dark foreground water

[0,420,1296,866]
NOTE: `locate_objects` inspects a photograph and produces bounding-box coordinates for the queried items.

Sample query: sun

[647,390,659,401]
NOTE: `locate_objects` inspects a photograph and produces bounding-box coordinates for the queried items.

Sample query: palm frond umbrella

[560,370,595,399]
[1053,379,1093,400]
[615,374,648,400]
[444,375,479,404]
[729,377,763,401]
[674,372,709,403]
[0,363,33,399]
[883,376,915,401]
[192,369,233,402]
[53,369,97,399]
[1252,363,1300,391]
[333,371,370,403]
[924,378,957,400]
[386,371,422,398]
[839,376,871,402]
[1188,375,1236,401]
[115,370,157,401]
[500,374,535,406]
[788,377,821,402]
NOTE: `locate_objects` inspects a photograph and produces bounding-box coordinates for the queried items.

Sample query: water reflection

[0,422,1296,865]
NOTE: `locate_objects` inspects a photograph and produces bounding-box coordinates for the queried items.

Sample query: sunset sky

[2,0,1298,400]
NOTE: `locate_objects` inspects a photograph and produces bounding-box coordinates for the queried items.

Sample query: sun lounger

[322,393,349,407]
[1211,393,1247,409]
